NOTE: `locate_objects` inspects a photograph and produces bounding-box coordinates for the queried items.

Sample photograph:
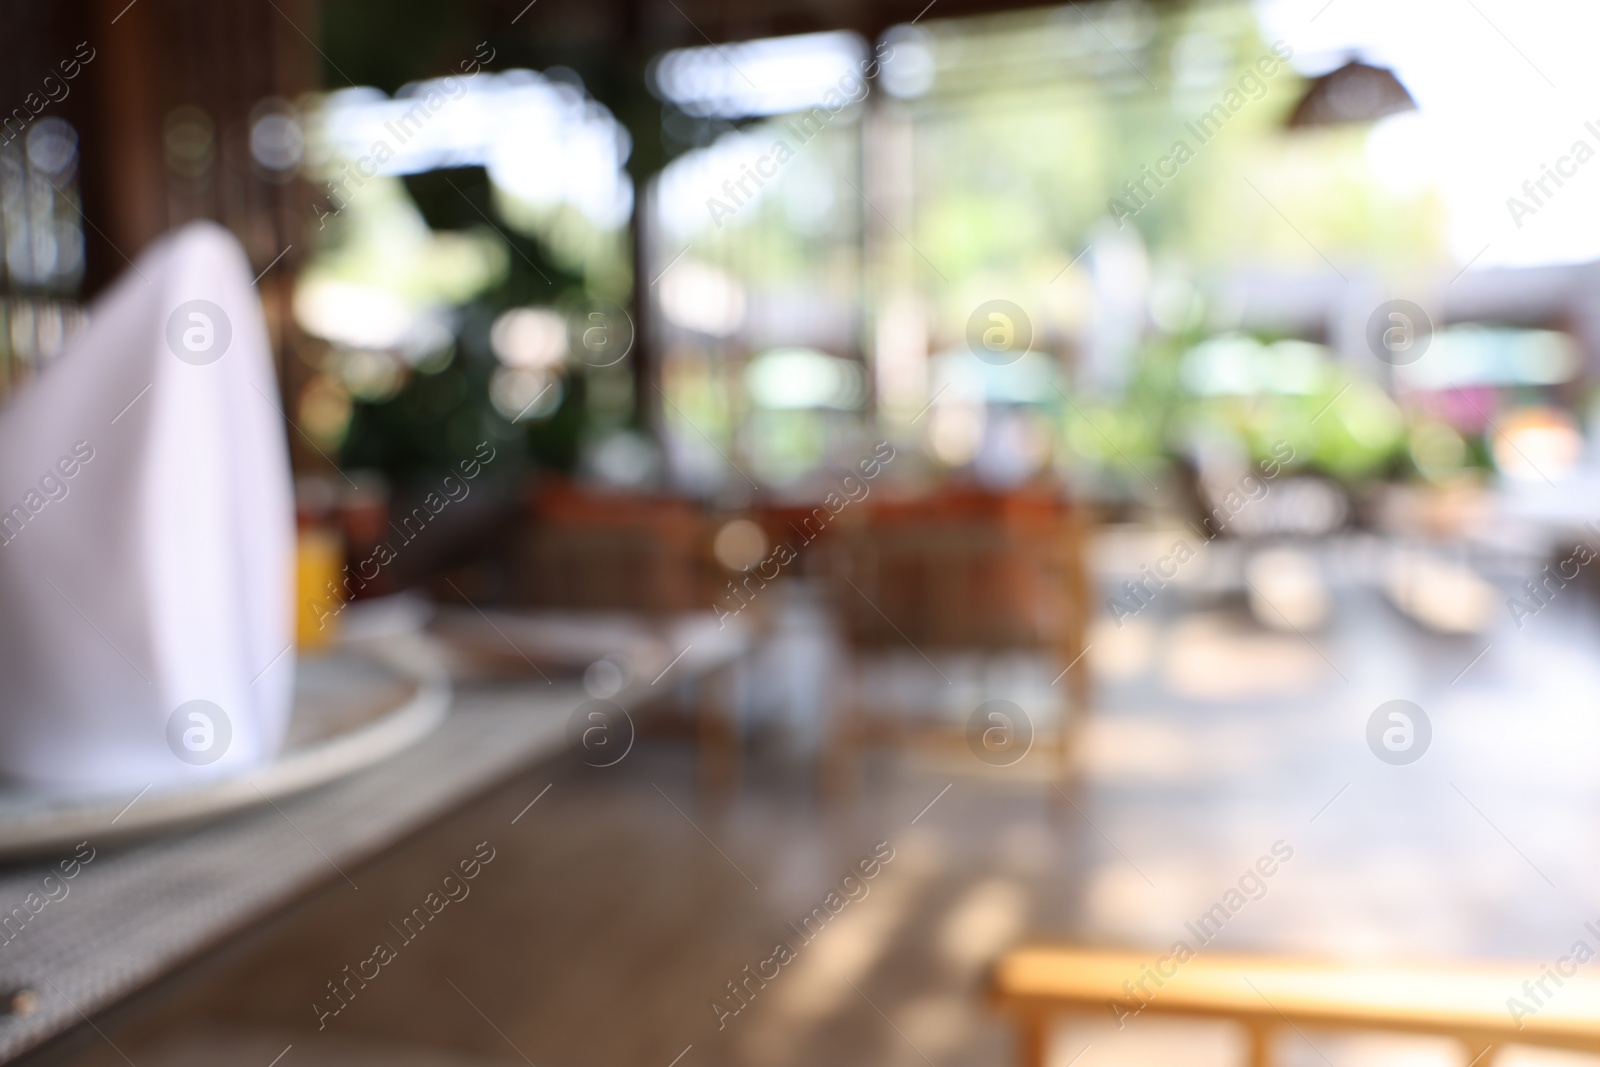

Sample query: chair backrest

[830,487,1086,652]
[517,481,708,615]
[990,944,1600,1067]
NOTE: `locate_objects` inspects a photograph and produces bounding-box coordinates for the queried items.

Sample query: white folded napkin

[0,221,296,792]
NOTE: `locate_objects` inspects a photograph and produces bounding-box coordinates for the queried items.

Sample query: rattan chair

[823,486,1093,789]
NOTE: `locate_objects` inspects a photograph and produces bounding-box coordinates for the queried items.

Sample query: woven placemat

[0,683,582,1064]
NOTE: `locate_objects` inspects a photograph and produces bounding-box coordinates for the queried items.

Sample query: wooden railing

[990,946,1600,1067]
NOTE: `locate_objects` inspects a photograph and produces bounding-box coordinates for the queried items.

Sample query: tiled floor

[46,538,1600,1067]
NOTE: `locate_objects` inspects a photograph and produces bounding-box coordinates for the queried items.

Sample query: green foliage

[331,167,590,479]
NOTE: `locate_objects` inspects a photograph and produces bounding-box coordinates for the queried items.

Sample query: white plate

[0,633,451,858]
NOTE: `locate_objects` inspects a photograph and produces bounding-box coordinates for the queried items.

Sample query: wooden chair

[516,480,710,615]
[515,481,742,791]
[824,486,1093,787]
[990,945,1600,1067]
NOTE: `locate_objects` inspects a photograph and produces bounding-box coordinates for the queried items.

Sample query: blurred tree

[315,0,658,482]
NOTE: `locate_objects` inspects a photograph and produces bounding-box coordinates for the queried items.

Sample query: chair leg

[697,665,738,797]
[1245,1022,1273,1067]
[1056,693,1075,789]
[1053,637,1090,791]
[1017,1014,1050,1067]
[1460,1038,1497,1066]
[820,654,864,799]
[1056,509,1094,789]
